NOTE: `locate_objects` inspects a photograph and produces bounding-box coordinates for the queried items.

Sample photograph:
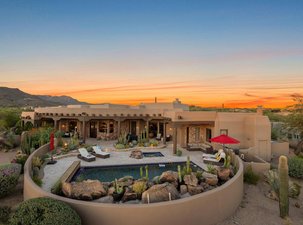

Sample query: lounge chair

[77,148,96,162]
[202,149,224,159]
[203,151,226,165]
[92,146,110,159]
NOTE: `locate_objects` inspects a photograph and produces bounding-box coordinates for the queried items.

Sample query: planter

[112,192,124,202]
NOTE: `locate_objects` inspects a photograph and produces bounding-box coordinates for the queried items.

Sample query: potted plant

[112,179,124,202]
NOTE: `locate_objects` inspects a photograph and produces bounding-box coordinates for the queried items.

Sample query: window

[206,128,212,142]
[99,122,107,133]
[220,129,228,135]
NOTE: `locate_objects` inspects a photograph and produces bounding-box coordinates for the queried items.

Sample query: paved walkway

[43,140,207,192]
[0,148,18,164]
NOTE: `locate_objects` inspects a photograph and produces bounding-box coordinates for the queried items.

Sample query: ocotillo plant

[140,167,144,178]
[145,165,149,180]
[278,155,289,218]
[186,156,190,174]
[177,165,182,183]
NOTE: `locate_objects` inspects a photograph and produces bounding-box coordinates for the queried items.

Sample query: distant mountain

[0,87,88,107]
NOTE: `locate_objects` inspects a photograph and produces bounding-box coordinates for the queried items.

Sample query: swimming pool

[71,161,202,182]
[142,152,164,157]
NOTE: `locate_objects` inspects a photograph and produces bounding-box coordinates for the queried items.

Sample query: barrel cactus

[278,156,289,218]
[0,163,21,198]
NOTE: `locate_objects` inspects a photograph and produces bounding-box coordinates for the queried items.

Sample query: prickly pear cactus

[278,156,289,218]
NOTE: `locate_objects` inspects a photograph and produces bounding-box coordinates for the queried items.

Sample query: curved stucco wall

[24,144,244,225]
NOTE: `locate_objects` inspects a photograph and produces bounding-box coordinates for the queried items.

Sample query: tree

[287,96,303,155]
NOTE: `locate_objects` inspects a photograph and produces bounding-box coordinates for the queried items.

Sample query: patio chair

[77,148,96,162]
[156,133,162,141]
[202,149,224,159]
[92,146,110,159]
[203,151,226,165]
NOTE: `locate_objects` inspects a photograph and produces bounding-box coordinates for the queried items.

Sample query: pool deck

[42,140,207,192]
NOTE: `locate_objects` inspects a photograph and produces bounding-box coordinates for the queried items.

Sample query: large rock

[62,180,107,200]
[202,172,218,186]
[129,150,143,159]
[117,176,134,187]
[142,183,180,203]
[184,173,198,186]
[159,171,178,183]
[122,191,138,202]
[180,185,188,195]
[217,168,231,181]
[187,185,204,195]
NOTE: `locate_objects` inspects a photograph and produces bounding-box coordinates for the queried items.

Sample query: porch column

[157,121,160,135]
[173,124,177,154]
[54,119,59,130]
[107,120,110,135]
[146,120,149,139]
[117,120,121,137]
[82,120,86,143]
[163,122,166,145]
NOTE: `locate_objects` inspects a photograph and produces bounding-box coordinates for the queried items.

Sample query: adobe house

[21,99,272,161]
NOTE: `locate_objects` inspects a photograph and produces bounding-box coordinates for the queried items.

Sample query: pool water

[142,152,164,157]
[71,162,202,182]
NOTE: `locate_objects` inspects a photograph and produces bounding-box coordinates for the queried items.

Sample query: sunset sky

[1,0,303,108]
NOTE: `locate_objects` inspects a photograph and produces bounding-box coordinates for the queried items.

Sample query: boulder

[152,176,160,184]
[180,185,188,195]
[117,176,134,187]
[108,186,115,196]
[142,183,180,203]
[184,173,198,186]
[217,168,231,181]
[181,193,191,199]
[122,191,138,202]
[159,171,178,183]
[62,180,107,200]
[129,150,143,159]
[94,196,114,203]
[202,172,218,186]
[187,185,204,195]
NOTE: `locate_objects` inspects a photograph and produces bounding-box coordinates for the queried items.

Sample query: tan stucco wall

[24,145,244,225]
[271,141,289,157]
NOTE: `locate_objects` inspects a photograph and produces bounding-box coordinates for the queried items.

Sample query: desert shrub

[206,164,217,175]
[115,143,125,149]
[176,148,182,156]
[32,156,43,169]
[149,139,158,146]
[68,137,79,151]
[9,197,82,225]
[11,151,28,174]
[243,166,259,185]
[265,170,301,199]
[0,163,21,198]
[132,181,147,195]
[0,206,11,224]
[32,176,42,187]
[288,156,303,179]
[132,140,138,146]
[51,180,63,196]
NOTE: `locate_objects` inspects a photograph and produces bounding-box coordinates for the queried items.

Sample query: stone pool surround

[24,143,244,225]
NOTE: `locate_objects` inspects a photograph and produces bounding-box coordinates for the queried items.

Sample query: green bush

[176,149,182,156]
[32,176,42,187]
[0,163,21,198]
[9,197,82,225]
[0,206,11,224]
[115,143,125,149]
[243,166,259,185]
[288,156,303,179]
[51,180,63,196]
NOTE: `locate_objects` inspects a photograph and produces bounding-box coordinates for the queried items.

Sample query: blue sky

[0,0,303,107]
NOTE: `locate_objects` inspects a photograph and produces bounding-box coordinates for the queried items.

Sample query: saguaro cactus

[278,155,289,218]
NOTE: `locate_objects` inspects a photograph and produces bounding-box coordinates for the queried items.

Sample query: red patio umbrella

[210,134,240,144]
[48,132,57,164]
[50,133,55,151]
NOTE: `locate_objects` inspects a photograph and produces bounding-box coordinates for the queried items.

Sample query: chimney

[257,105,263,115]
[155,97,157,103]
